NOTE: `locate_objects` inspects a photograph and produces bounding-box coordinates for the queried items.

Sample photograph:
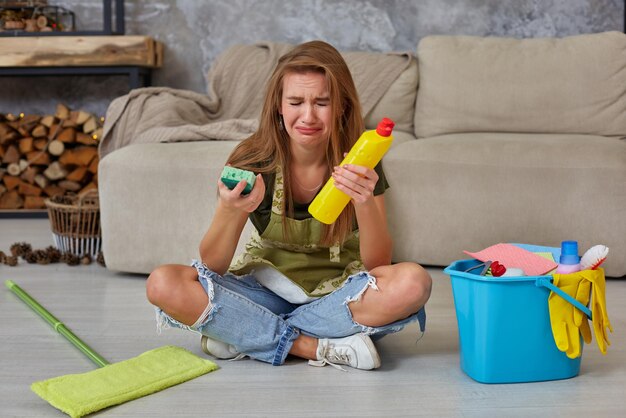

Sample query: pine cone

[9,243,20,257]
[45,246,62,263]
[96,251,106,267]
[24,251,38,264]
[61,252,80,266]
[10,242,32,258]
[22,249,47,264]
[80,255,92,265]
[0,250,6,263]
[33,249,50,265]
[4,255,18,266]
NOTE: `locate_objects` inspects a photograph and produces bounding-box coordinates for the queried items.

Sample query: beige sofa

[99,31,626,277]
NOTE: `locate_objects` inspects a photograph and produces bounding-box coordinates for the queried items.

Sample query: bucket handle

[536,277,592,320]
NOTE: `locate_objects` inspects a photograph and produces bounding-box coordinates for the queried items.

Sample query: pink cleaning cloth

[463,243,558,276]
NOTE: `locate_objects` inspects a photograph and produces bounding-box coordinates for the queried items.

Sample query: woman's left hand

[331,163,378,206]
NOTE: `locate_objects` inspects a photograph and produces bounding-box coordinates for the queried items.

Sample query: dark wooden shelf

[0,209,48,219]
[0,65,153,89]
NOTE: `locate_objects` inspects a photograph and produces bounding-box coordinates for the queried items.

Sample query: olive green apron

[229,168,364,302]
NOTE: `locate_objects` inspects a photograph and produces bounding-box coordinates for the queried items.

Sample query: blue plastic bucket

[444,259,587,384]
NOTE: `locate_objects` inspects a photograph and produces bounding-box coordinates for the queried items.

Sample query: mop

[6,280,218,418]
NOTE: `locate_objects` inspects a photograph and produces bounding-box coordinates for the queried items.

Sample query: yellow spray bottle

[309,118,395,224]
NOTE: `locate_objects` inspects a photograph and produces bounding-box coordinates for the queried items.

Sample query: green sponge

[220,166,256,194]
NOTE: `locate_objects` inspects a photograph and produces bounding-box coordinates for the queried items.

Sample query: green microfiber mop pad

[32,345,217,418]
[6,280,218,418]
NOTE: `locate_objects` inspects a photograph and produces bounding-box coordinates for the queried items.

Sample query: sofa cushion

[383,133,626,277]
[365,56,418,133]
[414,31,626,138]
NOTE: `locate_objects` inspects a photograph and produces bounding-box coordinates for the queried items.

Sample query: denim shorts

[156,260,426,365]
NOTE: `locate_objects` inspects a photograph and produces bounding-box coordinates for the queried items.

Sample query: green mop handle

[5,280,110,368]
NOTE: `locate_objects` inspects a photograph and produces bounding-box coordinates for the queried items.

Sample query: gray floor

[1,218,625,417]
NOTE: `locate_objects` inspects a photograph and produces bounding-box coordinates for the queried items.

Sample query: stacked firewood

[0,104,103,210]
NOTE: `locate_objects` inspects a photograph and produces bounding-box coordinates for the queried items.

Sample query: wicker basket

[44,189,101,258]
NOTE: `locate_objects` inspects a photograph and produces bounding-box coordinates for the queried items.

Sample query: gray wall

[1,0,623,117]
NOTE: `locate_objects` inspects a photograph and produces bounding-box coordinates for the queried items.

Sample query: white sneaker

[309,334,381,371]
[200,336,244,360]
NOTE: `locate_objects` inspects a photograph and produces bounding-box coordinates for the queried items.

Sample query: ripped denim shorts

[156,260,426,365]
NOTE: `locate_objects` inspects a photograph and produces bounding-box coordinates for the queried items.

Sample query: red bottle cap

[376,118,395,137]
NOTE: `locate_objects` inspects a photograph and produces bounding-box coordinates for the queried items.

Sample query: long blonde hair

[227,40,364,246]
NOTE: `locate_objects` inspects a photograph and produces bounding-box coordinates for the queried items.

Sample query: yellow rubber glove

[573,278,592,344]
[549,273,591,359]
[581,268,612,354]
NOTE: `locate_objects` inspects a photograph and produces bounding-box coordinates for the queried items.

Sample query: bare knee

[146,264,210,326]
[146,265,176,307]
[146,264,197,309]
[400,262,432,308]
[373,262,432,315]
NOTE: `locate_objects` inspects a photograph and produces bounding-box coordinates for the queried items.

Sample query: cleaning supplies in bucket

[463,242,612,358]
[445,259,582,383]
[449,241,613,383]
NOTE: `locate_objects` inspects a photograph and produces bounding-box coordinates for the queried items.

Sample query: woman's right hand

[217,173,265,213]
[200,173,265,275]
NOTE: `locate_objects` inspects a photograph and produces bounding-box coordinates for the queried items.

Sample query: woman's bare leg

[146,262,430,362]
[348,262,432,327]
[289,262,431,360]
[146,264,209,325]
